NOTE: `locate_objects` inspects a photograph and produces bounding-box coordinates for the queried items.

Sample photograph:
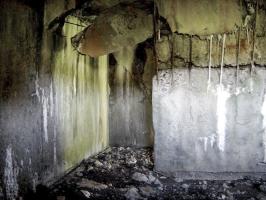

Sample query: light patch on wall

[261,93,266,162]
[4,146,18,200]
[42,94,49,143]
[216,84,231,152]
[33,75,55,143]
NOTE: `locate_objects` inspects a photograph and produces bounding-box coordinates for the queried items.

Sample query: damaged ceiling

[49,0,261,58]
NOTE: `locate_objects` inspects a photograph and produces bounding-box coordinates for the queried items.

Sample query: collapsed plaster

[73,4,153,57]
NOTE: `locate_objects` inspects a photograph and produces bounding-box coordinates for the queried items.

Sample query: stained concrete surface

[109,46,155,147]
[155,0,243,35]
[153,67,266,176]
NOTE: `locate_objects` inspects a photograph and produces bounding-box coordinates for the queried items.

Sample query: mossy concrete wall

[0,0,108,198]
[50,16,109,170]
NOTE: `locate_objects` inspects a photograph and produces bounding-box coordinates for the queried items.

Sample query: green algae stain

[52,16,108,170]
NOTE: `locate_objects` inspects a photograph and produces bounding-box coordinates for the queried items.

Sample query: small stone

[127,156,137,165]
[223,183,230,189]
[174,178,183,183]
[148,173,156,183]
[76,172,83,177]
[132,172,149,183]
[257,193,266,200]
[0,187,3,198]
[260,184,266,192]
[78,179,108,190]
[181,183,189,191]
[154,179,163,186]
[87,166,94,171]
[139,186,155,197]
[94,160,103,167]
[202,184,207,190]
[57,196,65,200]
[221,194,226,199]
[81,190,91,198]
[119,147,125,151]
[125,187,142,200]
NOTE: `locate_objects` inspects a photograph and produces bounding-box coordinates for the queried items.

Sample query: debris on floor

[26,147,266,200]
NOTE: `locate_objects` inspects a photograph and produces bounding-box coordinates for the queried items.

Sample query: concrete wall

[153,67,266,177]
[0,0,108,199]
[109,46,154,147]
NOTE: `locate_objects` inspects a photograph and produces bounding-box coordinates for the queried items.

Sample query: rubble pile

[28,147,266,200]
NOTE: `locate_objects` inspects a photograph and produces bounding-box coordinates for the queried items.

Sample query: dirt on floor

[25,147,266,200]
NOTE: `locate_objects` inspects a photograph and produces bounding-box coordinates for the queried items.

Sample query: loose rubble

[26,147,266,199]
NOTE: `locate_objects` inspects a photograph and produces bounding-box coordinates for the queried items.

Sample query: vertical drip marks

[251,0,259,73]
[261,94,266,163]
[207,35,213,92]
[153,1,159,83]
[158,20,161,41]
[246,27,250,45]
[170,33,174,84]
[4,146,18,200]
[188,36,192,84]
[216,85,230,152]
[220,34,226,85]
[53,126,57,174]
[42,93,49,143]
[34,74,55,143]
[216,33,230,152]
[50,83,54,117]
[236,28,241,93]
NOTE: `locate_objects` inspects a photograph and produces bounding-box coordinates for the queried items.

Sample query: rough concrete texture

[153,67,266,176]
[109,47,154,147]
[155,0,243,35]
[0,0,109,199]
[75,4,153,57]
[156,31,266,68]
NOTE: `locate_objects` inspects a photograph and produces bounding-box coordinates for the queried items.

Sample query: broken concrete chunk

[156,0,243,35]
[81,190,91,198]
[132,172,149,183]
[125,187,142,200]
[74,4,153,57]
[139,186,155,197]
[78,179,108,190]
